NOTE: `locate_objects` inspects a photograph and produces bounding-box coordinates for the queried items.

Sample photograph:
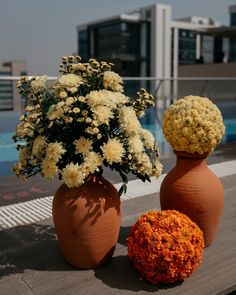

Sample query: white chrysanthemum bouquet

[13,56,162,195]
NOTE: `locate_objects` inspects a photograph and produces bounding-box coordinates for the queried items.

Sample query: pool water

[0,132,18,162]
[1,118,235,163]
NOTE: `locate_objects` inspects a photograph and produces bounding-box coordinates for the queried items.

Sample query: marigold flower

[127,210,204,285]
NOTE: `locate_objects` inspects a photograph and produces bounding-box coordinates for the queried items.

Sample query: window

[230,12,236,26]
[178,30,196,64]
[78,29,89,61]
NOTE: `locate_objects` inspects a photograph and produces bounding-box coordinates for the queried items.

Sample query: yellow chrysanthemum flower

[73,137,93,155]
[61,162,84,188]
[119,106,141,135]
[163,96,225,154]
[41,158,58,180]
[102,138,125,165]
[45,142,66,162]
[103,71,123,92]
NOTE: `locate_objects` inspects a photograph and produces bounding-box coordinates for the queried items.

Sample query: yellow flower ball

[162,96,225,154]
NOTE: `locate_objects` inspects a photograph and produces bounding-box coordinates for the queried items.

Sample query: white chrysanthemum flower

[86,90,128,109]
[30,76,48,92]
[119,106,141,135]
[65,97,74,105]
[41,158,58,180]
[134,153,152,175]
[13,163,23,176]
[58,74,83,91]
[59,91,68,99]
[19,146,30,166]
[73,137,93,155]
[82,152,103,175]
[102,138,125,165]
[71,63,86,71]
[112,91,129,105]
[47,104,65,120]
[128,135,144,153]
[25,105,34,112]
[14,56,162,191]
[103,71,123,92]
[151,159,163,177]
[92,105,113,125]
[86,90,115,108]
[32,136,46,157]
[61,163,85,188]
[140,129,155,150]
[15,123,34,138]
[45,142,66,162]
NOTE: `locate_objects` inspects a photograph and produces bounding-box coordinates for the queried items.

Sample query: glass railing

[1,75,236,110]
[122,77,236,144]
[0,76,235,176]
[0,76,236,141]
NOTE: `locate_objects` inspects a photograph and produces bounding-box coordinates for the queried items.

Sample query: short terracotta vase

[52,174,121,269]
[160,151,224,247]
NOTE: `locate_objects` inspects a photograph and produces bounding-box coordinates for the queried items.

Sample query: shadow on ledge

[94,255,182,292]
[0,223,77,277]
[118,225,131,246]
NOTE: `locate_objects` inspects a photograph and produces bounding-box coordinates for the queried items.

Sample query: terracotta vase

[52,174,121,269]
[160,151,224,247]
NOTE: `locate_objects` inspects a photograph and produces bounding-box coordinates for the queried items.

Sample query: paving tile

[0,275,33,295]
[0,173,236,294]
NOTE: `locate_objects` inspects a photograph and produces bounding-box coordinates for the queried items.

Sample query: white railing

[122,77,236,107]
[1,76,236,112]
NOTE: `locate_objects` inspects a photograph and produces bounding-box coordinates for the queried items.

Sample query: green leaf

[118,185,124,196]
[118,183,127,196]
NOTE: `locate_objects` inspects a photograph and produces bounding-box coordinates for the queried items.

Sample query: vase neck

[175,155,208,171]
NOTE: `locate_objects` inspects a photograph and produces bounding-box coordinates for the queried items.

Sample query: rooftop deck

[0,143,236,295]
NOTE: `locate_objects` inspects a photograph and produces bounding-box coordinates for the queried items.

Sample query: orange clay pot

[160,151,224,247]
[52,174,121,269]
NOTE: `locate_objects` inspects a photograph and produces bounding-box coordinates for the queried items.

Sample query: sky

[0,0,235,76]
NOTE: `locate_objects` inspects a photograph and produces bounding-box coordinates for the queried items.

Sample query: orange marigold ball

[127,210,204,284]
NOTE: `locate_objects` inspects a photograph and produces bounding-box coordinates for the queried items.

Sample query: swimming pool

[0,117,235,171]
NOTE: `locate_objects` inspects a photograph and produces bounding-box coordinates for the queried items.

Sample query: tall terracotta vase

[52,174,121,269]
[160,151,224,247]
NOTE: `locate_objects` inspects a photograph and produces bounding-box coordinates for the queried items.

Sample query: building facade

[0,61,27,111]
[229,4,236,61]
[77,3,236,114]
[77,4,236,83]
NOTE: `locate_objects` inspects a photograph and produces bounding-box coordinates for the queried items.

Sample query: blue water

[0,132,18,162]
[0,102,236,176]
[1,118,235,162]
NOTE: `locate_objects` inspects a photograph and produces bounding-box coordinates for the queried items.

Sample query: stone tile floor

[0,142,236,295]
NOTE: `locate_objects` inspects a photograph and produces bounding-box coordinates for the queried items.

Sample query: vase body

[52,174,121,269]
[160,152,224,247]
